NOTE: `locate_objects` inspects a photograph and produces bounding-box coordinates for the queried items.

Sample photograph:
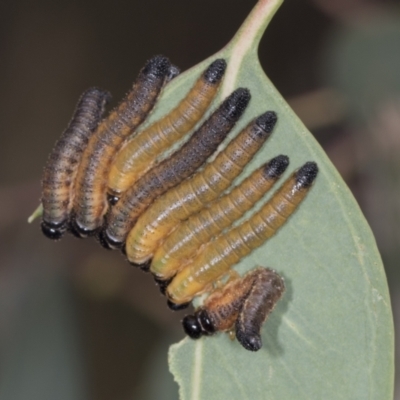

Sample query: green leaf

[153,0,394,399]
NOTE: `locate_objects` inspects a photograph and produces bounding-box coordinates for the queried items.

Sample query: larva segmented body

[107,59,227,202]
[125,111,278,266]
[166,162,318,306]
[182,267,285,351]
[150,155,289,279]
[70,55,172,237]
[235,267,285,351]
[100,88,251,250]
[41,87,111,240]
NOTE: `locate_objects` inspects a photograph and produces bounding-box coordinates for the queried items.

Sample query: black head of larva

[182,309,215,339]
[97,229,124,250]
[221,88,251,121]
[295,161,319,189]
[182,315,203,339]
[96,230,113,250]
[236,330,262,352]
[264,155,289,179]
[167,299,190,311]
[107,193,120,206]
[41,220,67,240]
[197,309,216,335]
[129,259,151,272]
[255,111,277,134]
[154,275,173,295]
[142,55,170,78]
[68,213,99,238]
[203,59,227,84]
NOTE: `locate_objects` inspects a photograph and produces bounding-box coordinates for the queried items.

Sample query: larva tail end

[256,111,278,133]
[264,155,290,179]
[203,59,227,84]
[84,87,112,104]
[154,275,174,295]
[166,64,181,83]
[236,330,262,352]
[167,299,190,311]
[142,55,170,78]
[296,161,319,188]
[182,315,203,339]
[222,88,251,121]
[41,220,67,240]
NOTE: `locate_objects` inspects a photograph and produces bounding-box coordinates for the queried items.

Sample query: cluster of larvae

[39,55,318,351]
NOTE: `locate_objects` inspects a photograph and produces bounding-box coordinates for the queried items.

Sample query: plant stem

[221,0,284,96]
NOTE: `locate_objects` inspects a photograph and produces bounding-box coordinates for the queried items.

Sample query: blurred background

[0,0,399,398]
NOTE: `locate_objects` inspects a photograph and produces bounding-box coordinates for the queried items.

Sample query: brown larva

[41,87,111,240]
[70,55,172,238]
[182,267,285,351]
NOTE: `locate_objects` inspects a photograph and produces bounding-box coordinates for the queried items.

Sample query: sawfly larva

[100,88,251,249]
[107,59,226,203]
[41,87,111,240]
[151,155,289,279]
[70,55,172,237]
[182,267,285,351]
[166,161,318,307]
[126,111,278,266]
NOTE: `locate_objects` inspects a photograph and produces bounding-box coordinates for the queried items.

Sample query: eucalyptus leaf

[27,0,393,397]
[150,0,394,399]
